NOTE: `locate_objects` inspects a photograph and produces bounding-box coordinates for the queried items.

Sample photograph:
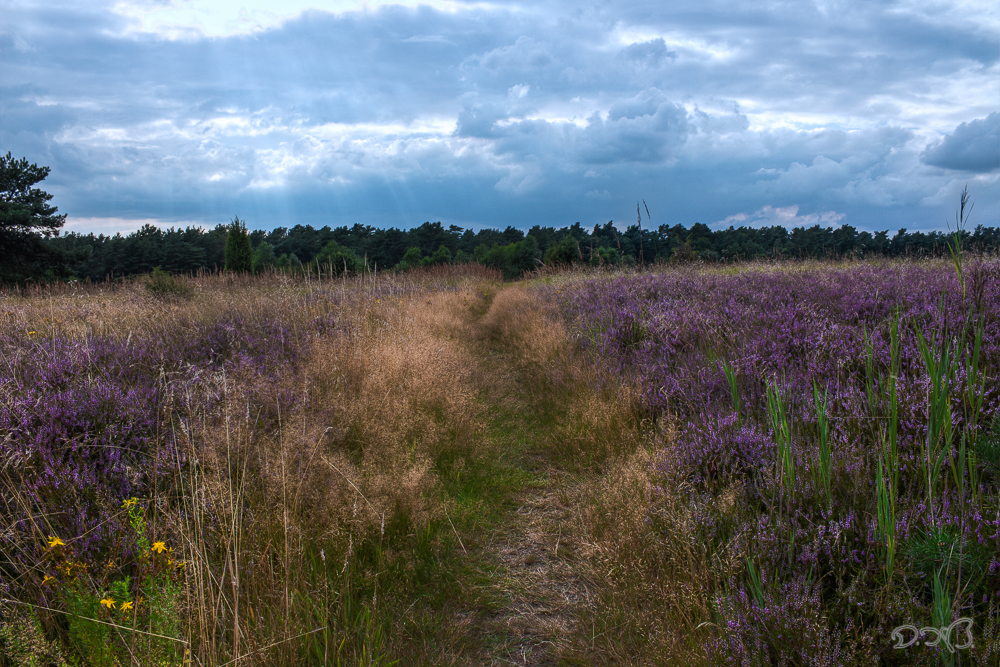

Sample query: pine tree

[224,216,253,273]
[0,152,69,282]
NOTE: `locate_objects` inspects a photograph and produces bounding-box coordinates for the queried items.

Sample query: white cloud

[109,0,507,38]
[717,205,845,229]
[62,216,187,235]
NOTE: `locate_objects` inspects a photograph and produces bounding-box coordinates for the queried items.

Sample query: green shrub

[395,246,424,272]
[315,240,364,276]
[543,233,581,266]
[589,246,622,267]
[0,607,68,667]
[144,266,193,299]
[37,499,185,666]
[423,244,452,266]
[252,241,277,273]
[478,236,541,279]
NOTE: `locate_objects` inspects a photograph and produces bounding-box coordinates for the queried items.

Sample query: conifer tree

[224,216,252,273]
[0,152,69,282]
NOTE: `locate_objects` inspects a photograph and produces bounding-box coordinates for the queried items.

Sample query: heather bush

[553,257,1000,664]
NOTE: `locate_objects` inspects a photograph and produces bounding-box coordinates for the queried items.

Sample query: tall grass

[0,267,499,665]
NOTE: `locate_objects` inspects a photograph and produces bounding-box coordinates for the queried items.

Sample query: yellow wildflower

[120,600,134,612]
[42,575,56,585]
[100,597,115,609]
[151,541,167,554]
[47,536,65,548]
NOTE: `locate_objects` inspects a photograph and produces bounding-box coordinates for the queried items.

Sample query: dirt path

[444,289,599,666]
[474,471,591,666]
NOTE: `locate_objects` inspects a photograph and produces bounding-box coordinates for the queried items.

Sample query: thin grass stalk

[916,321,955,530]
[812,382,832,508]
[746,558,765,609]
[875,457,896,583]
[887,309,901,490]
[960,319,986,506]
[766,381,794,500]
[932,558,957,667]
[947,184,972,301]
[723,360,741,426]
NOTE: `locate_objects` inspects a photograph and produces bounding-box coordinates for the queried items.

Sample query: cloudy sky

[1,0,997,236]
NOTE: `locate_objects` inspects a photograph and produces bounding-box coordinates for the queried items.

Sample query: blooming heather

[552,259,1000,663]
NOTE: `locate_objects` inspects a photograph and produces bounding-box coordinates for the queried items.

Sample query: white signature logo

[891,618,974,653]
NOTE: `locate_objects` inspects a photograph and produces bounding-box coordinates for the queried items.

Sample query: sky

[1,0,998,236]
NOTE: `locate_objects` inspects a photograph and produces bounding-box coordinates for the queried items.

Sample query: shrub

[543,233,582,266]
[251,241,277,273]
[315,240,363,276]
[423,244,452,266]
[395,246,423,272]
[144,266,193,299]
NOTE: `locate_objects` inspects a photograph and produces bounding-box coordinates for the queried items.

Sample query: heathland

[1,256,998,666]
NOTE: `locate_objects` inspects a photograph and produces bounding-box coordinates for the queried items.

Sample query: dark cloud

[0,0,996,234]
[922,113,1000,173]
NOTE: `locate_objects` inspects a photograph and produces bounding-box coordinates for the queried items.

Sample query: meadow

[0,254,998,666]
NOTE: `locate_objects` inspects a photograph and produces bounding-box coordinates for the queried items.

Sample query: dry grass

[1,268,503,665]
[573,445,741,665]
[2,265,717,666]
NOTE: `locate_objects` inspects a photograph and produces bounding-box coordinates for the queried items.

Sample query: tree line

[3,152,998,284]
[35,217,1000,282]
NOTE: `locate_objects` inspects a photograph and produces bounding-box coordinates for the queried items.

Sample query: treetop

[0,151,66,237]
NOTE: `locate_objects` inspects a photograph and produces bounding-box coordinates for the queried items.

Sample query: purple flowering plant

[552,254,1000,664]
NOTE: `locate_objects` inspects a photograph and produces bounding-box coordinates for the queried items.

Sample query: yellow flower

[121,498,138,509]
[47,536,65,548]
[100,597,115,609]
[42,575,56,585]
[28,331,37,335]
[120,600,134,612]
[151,541,167,554]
